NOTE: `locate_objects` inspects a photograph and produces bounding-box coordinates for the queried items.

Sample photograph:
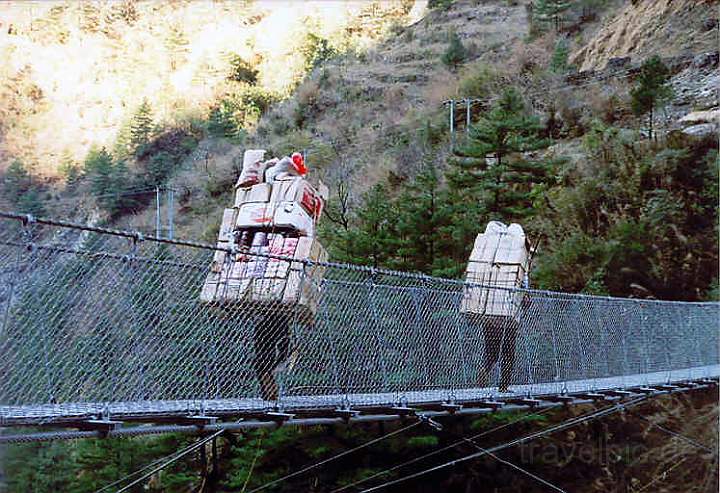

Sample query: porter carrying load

[200,149,329,401]
[461,221,531,392]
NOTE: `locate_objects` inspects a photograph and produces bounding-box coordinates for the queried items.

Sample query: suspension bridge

[0,212,718,443]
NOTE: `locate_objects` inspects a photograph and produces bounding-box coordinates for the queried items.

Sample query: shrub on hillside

[535,126,718,300]
[227,53,258,85]
[441,31,467,71]
[458,63,502,98]
[301,33,338,72]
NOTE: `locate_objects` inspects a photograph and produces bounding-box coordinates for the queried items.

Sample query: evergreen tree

[85,147,119,213]
[448,88,556,223]
[335,184,398,269]
[301,33,337,72]
[129,99,154,155]
[3,159,46,215]
[395,165,452,274]
[549,38,571,73]
[58,154,81,191]
[3,159,32,203]
[227,53,258,84]
[533,0,571,32]
[441,31,467,71]
[630,55,672,140]
[166,24,190,71]
[17,188,47,216]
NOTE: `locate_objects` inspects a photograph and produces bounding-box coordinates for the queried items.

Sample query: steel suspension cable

[102,424,232,493]
[360,396,649,492]
[458,437,567,493]
[331,405,559,493]
[627,410,714,453]
[247,418,424,493]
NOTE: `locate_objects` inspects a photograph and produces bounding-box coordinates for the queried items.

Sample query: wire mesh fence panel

[0,213,718,424]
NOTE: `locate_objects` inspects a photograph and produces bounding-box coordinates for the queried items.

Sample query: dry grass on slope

[570,0,720,72]
[250,0,531,199]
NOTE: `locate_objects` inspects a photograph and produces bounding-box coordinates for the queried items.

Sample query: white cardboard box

[235,201,315,236]
[273,201,315,236]
[218,208,237,242]
[236,203,274,229]
[234,183,272,208]
[200,235,328,320]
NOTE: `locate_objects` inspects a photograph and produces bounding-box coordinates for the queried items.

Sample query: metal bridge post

[410,286,431,390]
[451,295,469,397]
[572,300,591,391]
[367,269,389,396]
[25,218,56,405]
[547,298,563,394]
[518,290,535,395]
[319,288,342,399]
[123,234,147,402]
[618,305,631,389]
[636,301,651,386]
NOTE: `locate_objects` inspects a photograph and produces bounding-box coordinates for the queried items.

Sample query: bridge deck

[3,365,717,427]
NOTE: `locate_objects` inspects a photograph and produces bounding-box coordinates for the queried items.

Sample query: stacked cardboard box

[460,222,530,321]
[200,150,329,320]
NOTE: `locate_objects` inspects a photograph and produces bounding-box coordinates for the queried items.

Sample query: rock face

[681,123,717,137]
[570,0,719,72]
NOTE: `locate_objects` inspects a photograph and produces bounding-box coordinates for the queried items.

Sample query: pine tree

[85,147,118,212]
[336,184,399,269]
[447,87,556,223]
[3,159,32,203]
[442,31,467,71]
[533,0,571,33]
[630,55,673,141]
[227,53,258,84]
[549,38,571,73]
[129,99,154,155]
[166,24,190,71]
[395,165,451,274]
[17,188,46,216]
[58,154,81,191]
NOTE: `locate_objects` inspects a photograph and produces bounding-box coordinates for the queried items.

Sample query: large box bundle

[201,150,329,320]
[200,234,328,320]
[460,222,530,321]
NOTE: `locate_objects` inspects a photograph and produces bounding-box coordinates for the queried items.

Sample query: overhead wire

[247,418,424,493]
[360,395,650,492]
[92,452,176,493]
[292,63,650,164]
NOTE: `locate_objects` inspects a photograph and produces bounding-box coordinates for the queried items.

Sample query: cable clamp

[418,414,443,431]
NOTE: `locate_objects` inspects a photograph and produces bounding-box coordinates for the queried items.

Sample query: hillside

[0,0,412,174]
[1,0,717,298]
[0,1,719,492]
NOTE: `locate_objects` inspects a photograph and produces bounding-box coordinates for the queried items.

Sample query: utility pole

[449,99,455,152]
[167,187,174,240]
[155,186,161,238]
[465,98,471,135]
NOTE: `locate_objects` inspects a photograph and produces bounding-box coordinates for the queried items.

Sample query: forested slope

[0,1,718,490]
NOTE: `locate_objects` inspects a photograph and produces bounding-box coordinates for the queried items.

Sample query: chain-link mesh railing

[0,213,718,425]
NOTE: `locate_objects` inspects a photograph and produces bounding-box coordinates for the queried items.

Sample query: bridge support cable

[246,418,424,493]
[458,437,567,493]
[358,395,652,492]
[626,409,714,453]
[99,420,237,493]
[331,404,561,493]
